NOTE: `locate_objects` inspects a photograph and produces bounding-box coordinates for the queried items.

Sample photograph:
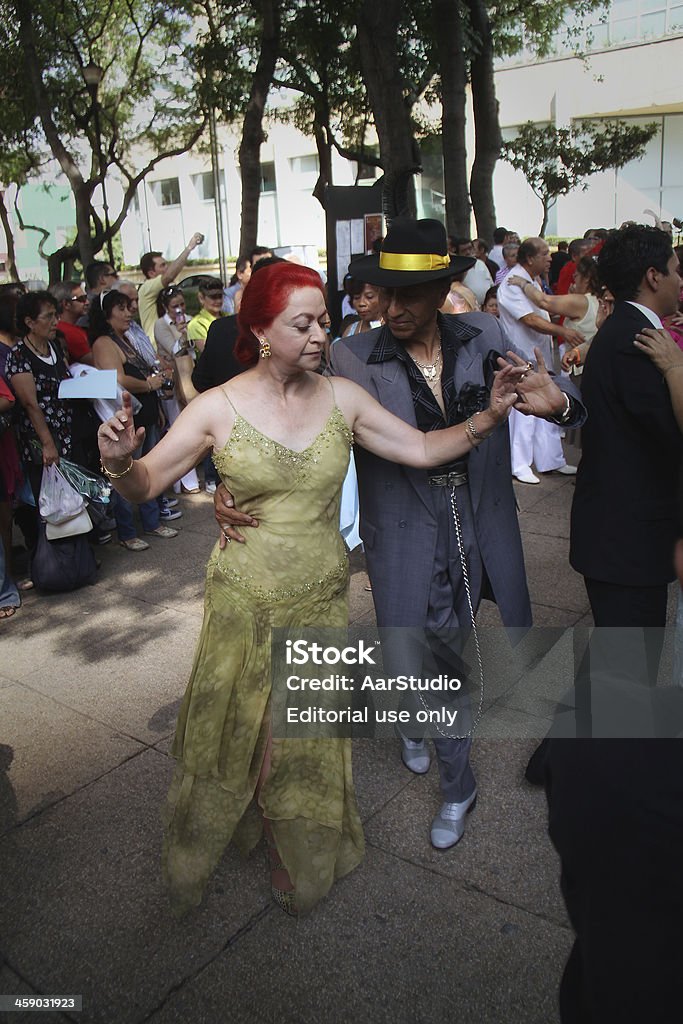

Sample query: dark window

[259,162,277,193]
[159,178,181,206]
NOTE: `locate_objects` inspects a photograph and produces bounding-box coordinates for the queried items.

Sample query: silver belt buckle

[429,471,468,488]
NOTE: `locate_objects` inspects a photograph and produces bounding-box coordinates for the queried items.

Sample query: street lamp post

[83,61,115,267]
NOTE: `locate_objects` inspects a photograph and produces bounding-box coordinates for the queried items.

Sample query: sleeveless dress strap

[220,388,240,416]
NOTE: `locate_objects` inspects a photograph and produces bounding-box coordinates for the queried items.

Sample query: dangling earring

[259,338,271,359]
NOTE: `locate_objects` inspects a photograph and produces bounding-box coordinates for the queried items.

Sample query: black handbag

[32,523,97,592]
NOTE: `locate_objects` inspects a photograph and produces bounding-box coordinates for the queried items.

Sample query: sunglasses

[203,291,224,300]
[67,294,88,303]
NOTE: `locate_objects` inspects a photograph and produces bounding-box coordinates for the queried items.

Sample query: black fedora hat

[349,217,475,287]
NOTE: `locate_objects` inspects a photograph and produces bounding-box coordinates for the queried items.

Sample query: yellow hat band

[379,252,451,272]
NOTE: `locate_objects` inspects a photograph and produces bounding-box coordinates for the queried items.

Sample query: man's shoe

[399,737,431,775]
[430,789,478,849]
[145,526,179,539]
[205,480,217,495]
[162,496,179,508]
[513,468,540,485]
[159,507,183,521]
[555,463,577,475]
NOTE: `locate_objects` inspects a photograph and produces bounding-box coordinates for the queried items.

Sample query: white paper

[59,368,118,399]
[336,219,351,284]
[350,218,365,257]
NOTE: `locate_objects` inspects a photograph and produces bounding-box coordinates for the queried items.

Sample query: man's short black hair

[568,238,590,261]
[598,225,674,301]
[249,245,272,263]
[85,261,113,290]
[493,227,508,245]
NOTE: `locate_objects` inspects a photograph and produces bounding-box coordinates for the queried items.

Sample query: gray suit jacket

[330,311,584,628]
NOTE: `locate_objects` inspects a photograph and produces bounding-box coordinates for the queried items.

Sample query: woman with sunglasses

[90,291,178,551]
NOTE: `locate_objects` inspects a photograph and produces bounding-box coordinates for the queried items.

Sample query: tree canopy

[500,119,659,235]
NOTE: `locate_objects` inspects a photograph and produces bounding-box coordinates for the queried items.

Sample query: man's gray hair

[48,280,80,309]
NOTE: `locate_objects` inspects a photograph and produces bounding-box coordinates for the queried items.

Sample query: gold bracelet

[101,457,135,479]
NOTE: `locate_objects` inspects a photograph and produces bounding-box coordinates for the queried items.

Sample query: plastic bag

[38,464,85,524]
[58,456,111,504]
[32,522,97,592]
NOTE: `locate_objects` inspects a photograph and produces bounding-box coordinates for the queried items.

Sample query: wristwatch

[548,392,573,425]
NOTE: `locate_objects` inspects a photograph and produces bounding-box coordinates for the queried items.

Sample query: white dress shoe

[513,468,540,484]
[430,789,478,849]
[555,463,577,475]
[399,737,431,775]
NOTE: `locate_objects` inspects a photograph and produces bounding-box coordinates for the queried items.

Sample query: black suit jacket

[570,301,682,585]
[191,315,243,392]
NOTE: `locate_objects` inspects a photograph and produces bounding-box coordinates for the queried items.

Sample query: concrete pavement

[1,457,591,1024]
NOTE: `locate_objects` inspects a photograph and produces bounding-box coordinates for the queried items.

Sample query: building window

[151,177,181,207]
[289,154,319,175]
[259,162,277,193]
[192,172,216,202]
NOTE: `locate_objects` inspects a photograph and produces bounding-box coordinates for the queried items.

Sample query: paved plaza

[1,452,597,1024]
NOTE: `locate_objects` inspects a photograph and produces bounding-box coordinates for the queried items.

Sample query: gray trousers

[381,483,482,802]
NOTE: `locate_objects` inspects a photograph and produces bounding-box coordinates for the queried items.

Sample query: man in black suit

[547,225,683,1023]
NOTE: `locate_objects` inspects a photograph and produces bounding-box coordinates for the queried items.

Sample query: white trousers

[508,407,566,475]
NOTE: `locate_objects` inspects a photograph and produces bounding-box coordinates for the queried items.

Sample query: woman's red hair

[234,261,326,366]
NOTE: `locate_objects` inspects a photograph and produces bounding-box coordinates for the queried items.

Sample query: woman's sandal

[0,605,18,619]
[263,823,298,917]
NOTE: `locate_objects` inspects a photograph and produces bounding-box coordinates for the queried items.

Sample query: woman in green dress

[97,262,523,917]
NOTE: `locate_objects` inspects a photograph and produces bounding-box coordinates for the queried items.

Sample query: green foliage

[500,119,659,230]
[0,0,207,273]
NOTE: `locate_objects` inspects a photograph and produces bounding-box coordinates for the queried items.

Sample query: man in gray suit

[216,218,584,849]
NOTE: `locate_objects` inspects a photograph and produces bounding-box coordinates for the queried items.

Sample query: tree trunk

[0,190,19,282]
[539,198,550,238]
[433,0,470,236]
[355,0,420,219]
[238,0,280,255]
[466,0,501,242]
[312,120,333,208]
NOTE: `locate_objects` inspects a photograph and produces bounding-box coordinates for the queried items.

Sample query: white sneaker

[205,480,217,495]
[513,468,540,485]
[555,463,577,475]
[430,789,478,849]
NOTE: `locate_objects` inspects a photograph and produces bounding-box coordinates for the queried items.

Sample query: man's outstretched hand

[498,349,567,418]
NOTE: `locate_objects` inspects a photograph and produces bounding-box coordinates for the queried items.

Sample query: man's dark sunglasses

[67,294,88,303]
[203,291,224,300]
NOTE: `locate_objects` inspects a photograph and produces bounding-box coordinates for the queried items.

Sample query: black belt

[428,470,468,487]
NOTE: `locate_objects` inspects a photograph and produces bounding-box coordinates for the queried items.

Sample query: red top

[57,320,90,360]
[555,260,576,295]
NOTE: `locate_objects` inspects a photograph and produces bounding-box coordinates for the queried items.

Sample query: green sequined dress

[162,397,365,916]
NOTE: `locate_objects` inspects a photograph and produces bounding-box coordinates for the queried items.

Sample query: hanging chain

[416,484,485,740]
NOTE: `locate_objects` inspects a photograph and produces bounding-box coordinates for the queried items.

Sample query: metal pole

[209,107,228,284]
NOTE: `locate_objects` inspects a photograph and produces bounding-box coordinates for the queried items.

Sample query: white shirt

[625,301,663,329]
[489,245,505,270]
[463,260,494,305]
[497,265,553,363]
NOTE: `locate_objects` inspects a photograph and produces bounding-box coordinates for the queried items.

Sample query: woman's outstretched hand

[486,361,529,423]
[97,391,145,464]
